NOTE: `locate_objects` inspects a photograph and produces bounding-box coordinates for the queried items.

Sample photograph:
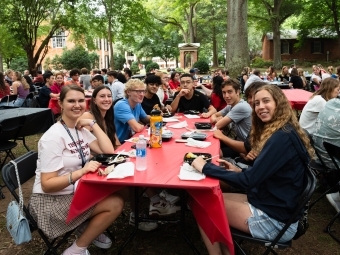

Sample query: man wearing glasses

[171,73,217,118]
[114,79,150,143]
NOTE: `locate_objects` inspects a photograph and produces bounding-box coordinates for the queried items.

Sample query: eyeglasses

[180,80,193,85]
[131,90,146,94]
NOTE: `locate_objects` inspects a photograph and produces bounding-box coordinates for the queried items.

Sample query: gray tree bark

[226,0,249,78]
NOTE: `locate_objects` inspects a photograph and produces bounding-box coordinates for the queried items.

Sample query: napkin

[168,121,188,128]
[184,114,201,119]
[107,162,135,179]
[163,118,179,123]
[178,163,205,181]
[185,138,211,148]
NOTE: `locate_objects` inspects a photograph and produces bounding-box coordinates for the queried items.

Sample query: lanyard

[60,119,86,167]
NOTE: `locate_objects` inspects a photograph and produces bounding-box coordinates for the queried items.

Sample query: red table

[48,97,91,115]
[282,89,312,110]
[67,116,234,254]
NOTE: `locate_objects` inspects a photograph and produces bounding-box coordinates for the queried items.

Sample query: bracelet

[68,172,75,185]
[90,120,96,128]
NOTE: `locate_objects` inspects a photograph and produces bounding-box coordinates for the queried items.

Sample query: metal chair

[323,141,340,243]
[22,92,34,107]
[303,129,337,210]
[2,151,74,254]
[0,115,26,198]
[231,164,317,255]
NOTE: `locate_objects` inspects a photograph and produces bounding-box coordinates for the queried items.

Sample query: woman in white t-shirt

[299,77,340,134]
[29,85,124,255]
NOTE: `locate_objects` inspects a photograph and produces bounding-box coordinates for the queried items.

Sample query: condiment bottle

[150,107,163,148]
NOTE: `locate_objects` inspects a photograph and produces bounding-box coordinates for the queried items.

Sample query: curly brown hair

[250,85,314,159]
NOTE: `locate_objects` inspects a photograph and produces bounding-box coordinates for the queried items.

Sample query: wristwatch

[90,120,97,128]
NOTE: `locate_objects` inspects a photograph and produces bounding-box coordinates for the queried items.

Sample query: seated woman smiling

[29,85,123,255]
[192,85,314,255]
[79,85,120,149]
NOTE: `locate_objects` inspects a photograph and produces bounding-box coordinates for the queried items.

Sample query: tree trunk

[108,30,115,70]
[272,18,282,70]
[226,0,249,78]
[212,25,218,68]
[0,55,3,72]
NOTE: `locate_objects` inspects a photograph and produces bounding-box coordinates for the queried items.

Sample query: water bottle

[136,135,147,171]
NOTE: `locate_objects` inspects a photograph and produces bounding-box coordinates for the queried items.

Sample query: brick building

[262,30,340,63]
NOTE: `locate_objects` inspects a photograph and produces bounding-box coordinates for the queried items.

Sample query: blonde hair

[327,66,334,74]
[14,71,30,90]
[250,85,314,159]
[124,79,146,98]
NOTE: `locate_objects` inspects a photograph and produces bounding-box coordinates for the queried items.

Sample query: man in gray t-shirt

[219,99,252,141]
[210,79,252,157]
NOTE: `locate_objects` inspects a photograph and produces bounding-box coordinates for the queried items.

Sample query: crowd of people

[1,63,340,255]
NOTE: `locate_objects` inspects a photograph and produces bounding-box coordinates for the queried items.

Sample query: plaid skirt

[29,193,95,239]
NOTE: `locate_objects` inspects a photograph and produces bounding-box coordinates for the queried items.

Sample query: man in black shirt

[142,75,172,114]
[171,73,216,118]
[38,72,58,107]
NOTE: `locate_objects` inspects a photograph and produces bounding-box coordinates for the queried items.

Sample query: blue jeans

[13,97,25,107]
[247,203,298,243]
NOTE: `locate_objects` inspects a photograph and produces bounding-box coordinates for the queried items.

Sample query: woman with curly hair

[12,71,30,106]
[79,85,120,149]
[191,85,314,255]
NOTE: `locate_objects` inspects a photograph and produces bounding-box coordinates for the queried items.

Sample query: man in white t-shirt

[244,69,263,91]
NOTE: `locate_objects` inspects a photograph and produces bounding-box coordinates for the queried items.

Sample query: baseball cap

[189,69,195,73]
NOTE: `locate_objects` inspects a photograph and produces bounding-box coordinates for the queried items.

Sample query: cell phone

[236,162,249,169]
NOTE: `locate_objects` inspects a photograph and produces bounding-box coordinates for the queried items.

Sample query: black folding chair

[0,116,26,199]
[303,129,337,210]
[2,151,74,254]
[22,92,34,107]
[323,141,340,243]
[231,164,317,255]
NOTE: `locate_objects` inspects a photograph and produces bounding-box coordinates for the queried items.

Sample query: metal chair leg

[325,211,340,244]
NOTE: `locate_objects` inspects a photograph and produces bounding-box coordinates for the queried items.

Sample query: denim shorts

[247,203,298,243]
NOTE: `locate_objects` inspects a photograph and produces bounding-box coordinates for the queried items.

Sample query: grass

[1,135,340,254]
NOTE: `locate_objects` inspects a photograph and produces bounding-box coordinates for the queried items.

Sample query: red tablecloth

[282,89,312,110]
[48,97,91,115]
[67,116,234,254]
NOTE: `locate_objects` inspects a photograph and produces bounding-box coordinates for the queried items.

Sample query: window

[52,31,66,48]
[281,41,290,54]
[312,41,323,53]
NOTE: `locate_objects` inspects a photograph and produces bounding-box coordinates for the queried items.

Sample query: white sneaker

[149,199,180,217]
[62,247,90,255]
[129,213,158,231]
[326,192,340,213]
[75,222,112,249]
[159,190,180,204]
